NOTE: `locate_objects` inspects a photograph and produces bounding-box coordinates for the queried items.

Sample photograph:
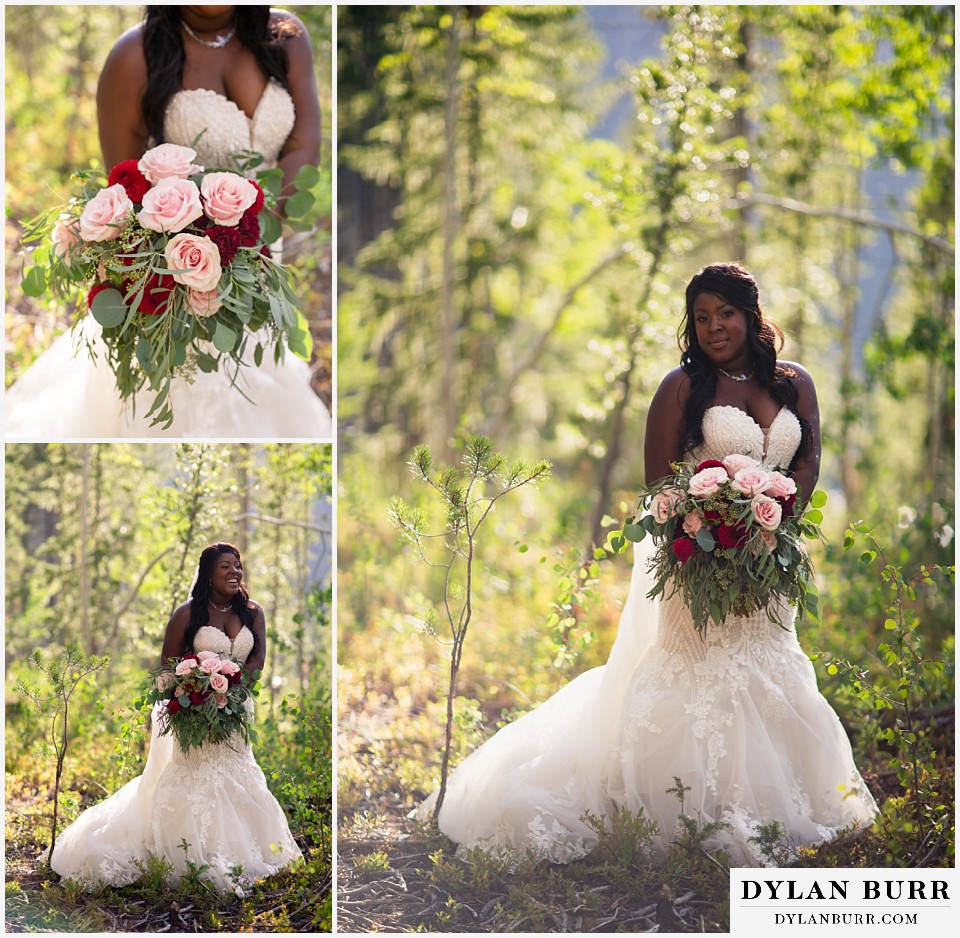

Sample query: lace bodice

[193,624,254,663]
[163,81,295,172]
[690,405,802,469]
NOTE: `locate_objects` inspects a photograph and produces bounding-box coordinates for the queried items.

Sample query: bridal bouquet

[146,650,259,753]
[612,454,826,635]
[19,143,315,427]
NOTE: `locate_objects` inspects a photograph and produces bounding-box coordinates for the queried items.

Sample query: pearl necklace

[209,598,233,614]
[718,367,754,383]
[182,19,236,49]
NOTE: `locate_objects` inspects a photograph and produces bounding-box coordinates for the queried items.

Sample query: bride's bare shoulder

[100,24,147,88]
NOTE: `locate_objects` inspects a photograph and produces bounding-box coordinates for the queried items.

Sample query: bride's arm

[644,367,691,486]
[273,11,322,214]
[784,362,821,508]
[97,27,150,167]
[245,603,267,675]
[160,602,191,666]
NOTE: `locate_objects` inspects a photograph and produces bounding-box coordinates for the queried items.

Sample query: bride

[5,5,331,439]
[48,542,302,893]
[426,263,879,866]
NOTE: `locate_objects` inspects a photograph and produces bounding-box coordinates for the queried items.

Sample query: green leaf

[136,335,152,370]
[213,322,238,353]
[884,618,898,631]
[810,489,827,509]
[90,288,128,328]
[695,527,715,551]
[260,213,282,245]
[22,265,47,297]
[294,164,321,189]
[623,522,645,542]
[254,342,264,367]
[284,190,315,219]
[803,509,823,525]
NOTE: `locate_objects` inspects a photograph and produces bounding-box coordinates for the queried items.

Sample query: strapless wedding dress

[5,80,331,439]
[426,405,878,865]
[48,625,302,893]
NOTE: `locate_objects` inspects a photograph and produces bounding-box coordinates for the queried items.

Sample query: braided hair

[677,262,812,465]
[140,6,293,146]
[185,542,258,658]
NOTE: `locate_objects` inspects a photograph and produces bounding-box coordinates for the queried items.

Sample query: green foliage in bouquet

[142,653,260,753]
[19,147,319,428]
[611,456,826,635]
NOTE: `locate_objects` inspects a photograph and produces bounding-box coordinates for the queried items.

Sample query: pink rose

[196,650,219,662]
[651,488,682,523]
[187,287,222,318]
[78,184,133,241]
[174,658,197,677]
[215,693,229,709]
[199,657,223,674]
[682,510,703,536]
[52,218,81,259]
[138,143,203,183]
[723,453,759,475]
[156,671,176,691]
[732,467,774,496]
[219,660,241,676]
[209,673,229,693]
[201,172,258,227]
[754,529,778,554]
[763,471,797,499]
[137,177,203,233]
[688,466,729,497]
[164,233,222,292]
[751,494,783,531]
[174,683,188,697]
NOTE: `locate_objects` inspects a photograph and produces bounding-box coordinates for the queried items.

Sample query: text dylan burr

[741,879,949,901]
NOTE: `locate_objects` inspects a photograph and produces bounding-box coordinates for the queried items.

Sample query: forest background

[336,6,955,932]
[4,3,334,409]
[5,443,333,931]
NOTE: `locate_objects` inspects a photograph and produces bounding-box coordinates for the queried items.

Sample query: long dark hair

[141,6,293,145]
[185,542,258,658]
[677,262,811,464]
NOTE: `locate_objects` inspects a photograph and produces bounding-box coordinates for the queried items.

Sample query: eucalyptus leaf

[213,322,238,353]
[695,527,716,551]
[90,288,128,328]
[22,266,47,297]
[293,163,320,189]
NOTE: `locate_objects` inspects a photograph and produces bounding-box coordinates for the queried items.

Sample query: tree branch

[724,193,953,257]
[231,512,331,534]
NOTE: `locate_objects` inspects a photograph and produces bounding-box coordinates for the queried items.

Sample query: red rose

[87,282,113,309]
[717,523,749,549]
[189,690,210,706]
[108,160,151,204]
[205,225,241,265]
[672,537,698,564]
[167,698,182,714]
[696,459,726,472]
[776,493,798,517]
[245,181,265,217]
[237,212,260,247]
[228,670,242,686]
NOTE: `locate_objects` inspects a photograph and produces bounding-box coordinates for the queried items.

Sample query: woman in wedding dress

[5,5,331,439]
[427,263,879,866]
[48,542,302,893]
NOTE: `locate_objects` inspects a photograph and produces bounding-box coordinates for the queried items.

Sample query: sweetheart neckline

[706,404,787,434]
[197,623,251,646]
[172,80,287,125]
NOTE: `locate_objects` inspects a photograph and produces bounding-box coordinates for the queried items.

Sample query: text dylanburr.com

[731,869,957,934]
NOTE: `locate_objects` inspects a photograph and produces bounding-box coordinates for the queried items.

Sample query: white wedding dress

[5,80,331,439]
[48,625,302,893]
[427,405,879,865]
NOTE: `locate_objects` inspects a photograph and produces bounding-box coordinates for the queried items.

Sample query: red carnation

[696,459,726,472]
[672,537,698,564]
[107,160,151,204]
[87,282,113,309]
[237,212,260,247]
[777,493,798,517]
[189,690,210,706]
[167,698,183,715]
[246,181,265,217]
[228,670,242,686]
[717,523,749,550]
[125,272,175,316]
[205,225,241,265]
[704,509,722,521]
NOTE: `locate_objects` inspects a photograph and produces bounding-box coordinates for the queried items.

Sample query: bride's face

[693,292,750,368]
[210,551,244,598]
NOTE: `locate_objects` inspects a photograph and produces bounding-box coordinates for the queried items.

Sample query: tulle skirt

[425,541,878,865]
[47,703,302,893]
[5,317,331,439]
